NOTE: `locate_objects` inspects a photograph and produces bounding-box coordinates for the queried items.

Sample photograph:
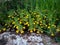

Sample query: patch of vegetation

[0,0,60,42]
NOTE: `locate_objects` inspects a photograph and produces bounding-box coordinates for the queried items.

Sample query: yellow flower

[40,24,43,26]
[33,22,35,25]
[30,30,33,33]
[27,24,29,26]
[16,30,19,33]
[45,25,47,27]
[24,22,29,25]
[35,21,39,24]
[52,25,56,27]
[12,21,15,24]
[37,31,40,34]
[23,27,25,29]
[20,30,24,34]
[34,28,36,32]
[25,16,28,18]
[56,18,59,20]
[36,15,39,17]
[34,13,36,15]
[25,15,29,18]
[44,16,46,18]
[18,18,20,20]
[48,26,50,29]
[41,31,43,33]
[3,28,6,31]
[56,29,60,32]
[12,16,14,18]
[32,18,35,20]
[51,33,54,36]
[13,25,16,28]
[19,21,22,24]
[36,22,39,24]
[0,30,1,32]
[8,15,11,17]
[54,25,56,27]
[5,24,7,26]
[40,21,42,23]
[35,21,37,23]
[41,26,44,28]
[26,22,29,25]
[16,26,18,29]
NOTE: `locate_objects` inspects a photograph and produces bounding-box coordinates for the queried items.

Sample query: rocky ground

[0,32,60,45]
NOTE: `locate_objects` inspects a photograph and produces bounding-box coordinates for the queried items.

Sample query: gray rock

[40,43,44,45]
[0,32,59,45]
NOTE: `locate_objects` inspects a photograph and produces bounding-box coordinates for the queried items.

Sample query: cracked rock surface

[0,32,60,45]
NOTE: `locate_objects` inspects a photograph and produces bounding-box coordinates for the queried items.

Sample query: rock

[40,43,44,45]
[0,32,59,45]
[21,39,28,45]
[0,34,2,39]
[36,36,42,42]
[0,39,7,45]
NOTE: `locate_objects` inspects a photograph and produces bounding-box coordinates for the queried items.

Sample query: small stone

[47,42,52,45]
[40,43,44,45]
[36,37,42,42]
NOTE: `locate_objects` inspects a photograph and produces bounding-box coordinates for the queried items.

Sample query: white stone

[40,43,44,45]
[21,39,28,45]
[28,36,32,41]
[36,43,40,45]
[13,39,17,45]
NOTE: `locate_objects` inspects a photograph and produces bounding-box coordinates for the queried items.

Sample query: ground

[0,32,60,45]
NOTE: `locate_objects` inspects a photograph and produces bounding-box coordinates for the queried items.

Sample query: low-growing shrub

[0,0,60,42]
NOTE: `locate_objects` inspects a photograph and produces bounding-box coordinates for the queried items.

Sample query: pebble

[40,43,44,45]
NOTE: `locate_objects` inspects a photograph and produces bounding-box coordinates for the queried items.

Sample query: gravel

[0,32,59,45]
